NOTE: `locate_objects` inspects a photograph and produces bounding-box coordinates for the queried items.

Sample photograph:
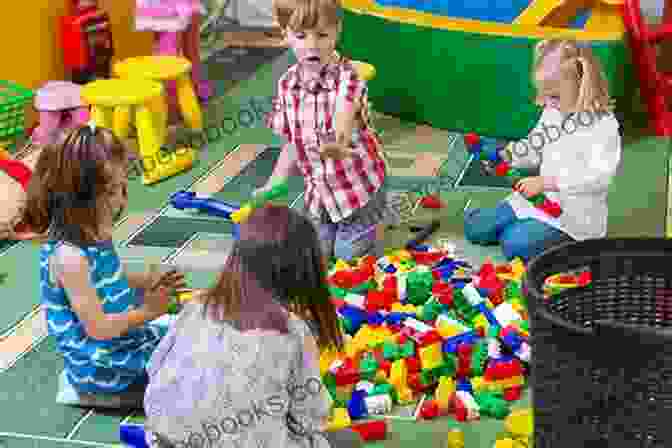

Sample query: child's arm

[53,245,172,340]
[262,86,300,187]
[334,66,367,147]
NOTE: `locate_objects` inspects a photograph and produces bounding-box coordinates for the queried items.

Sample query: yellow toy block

[394,249,412,260]
[505,409,533,438]
[396,386,415,404]
[0,147,10,159]
[231,205,252,224]
[510,258,526,281]
[493,439,516,448]
[374,369,388,383]
[437,323,463,339]
[483,375,524,391]
[391,303,417,313]
[389,359,408,389]
[471,376,485,392]
[419,342,443,370]
[435,376,455,412]
[320,349,343,376]
[334,259,351,271]
[446,429,465,448]
[327,408,351,431]
[472,315,490,333]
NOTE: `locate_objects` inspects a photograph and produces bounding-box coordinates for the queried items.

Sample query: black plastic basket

[523,238,672,448]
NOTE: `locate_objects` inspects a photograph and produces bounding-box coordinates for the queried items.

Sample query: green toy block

[382,341,400,360]
[528,194,546,207]
[471,340,488,376]
[351,279,376,294]
[372,383,398,403]
[475,391,511,419]
[330,286,347,298]
[359,353,378,380]
[341,318,355,335]
[419,369,436,387]
[399,339,415,358]
[433,354,457,378]
[406,270,434,305]
[419,298,442,321]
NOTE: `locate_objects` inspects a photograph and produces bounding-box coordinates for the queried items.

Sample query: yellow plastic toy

[0,147,10,159]
[446,429,465,448]
[327,408,351,431]
[505,409,533,438]
[81,79,195,185]
[114,56,203,132]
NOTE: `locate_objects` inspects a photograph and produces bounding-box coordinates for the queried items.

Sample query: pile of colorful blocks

[320,245,532,440]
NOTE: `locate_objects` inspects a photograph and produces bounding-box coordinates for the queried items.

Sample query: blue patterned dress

[41,240,166,394]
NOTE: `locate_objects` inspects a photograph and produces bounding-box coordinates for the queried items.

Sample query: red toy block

[418,330,442,347]
[405,356,421,373]
[330,271,355,289]
[495,161,511,177]
[335,358,360,386]
[478,260,496,279]
[365,290,394,312]
[351,420,387,441]
[503,386,522,401]
[420,194,443,209]
[379,360,392,376]
[432,282,453,305]
[397,333,409,344]
[331,298,347,309]
[413,250,445,265]
[453,397,468,422]
[578,271,592,286]
[489,287,505,305]
[464,132,480,146]
[538,199,562,218]
[420,399,440,420]
[495,265,512,275]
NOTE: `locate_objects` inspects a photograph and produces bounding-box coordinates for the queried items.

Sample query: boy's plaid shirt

[266,54,386,223]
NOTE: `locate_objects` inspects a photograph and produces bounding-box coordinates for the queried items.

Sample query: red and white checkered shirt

[266,53,386,223]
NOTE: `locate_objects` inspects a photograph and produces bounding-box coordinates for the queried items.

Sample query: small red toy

[420,399,440,419]
[420,194,443,209]
[351,420,387,441]
[464,132,480,147]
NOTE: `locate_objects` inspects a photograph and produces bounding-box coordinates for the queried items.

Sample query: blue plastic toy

[170,191,240,239]
[120,423,148,448]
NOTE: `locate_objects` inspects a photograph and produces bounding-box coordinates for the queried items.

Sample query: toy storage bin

[0,80,34,147]
[523,238,672,447]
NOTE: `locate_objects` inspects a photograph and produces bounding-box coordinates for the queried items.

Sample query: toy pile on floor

[320,244,532,445]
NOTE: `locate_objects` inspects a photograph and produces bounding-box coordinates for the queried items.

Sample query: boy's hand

[514,176,545,198]
[320,142,352,160]
[143,270,186,318]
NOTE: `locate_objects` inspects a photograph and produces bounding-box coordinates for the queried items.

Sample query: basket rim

[524,237,672,342]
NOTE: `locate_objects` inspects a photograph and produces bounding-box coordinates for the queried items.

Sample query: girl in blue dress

[22,124,185,397]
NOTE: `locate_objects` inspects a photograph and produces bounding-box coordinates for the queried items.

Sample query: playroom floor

[0,31,668,448]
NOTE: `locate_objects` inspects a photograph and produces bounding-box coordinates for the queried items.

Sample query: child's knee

[500,233,529,261]
[463,208,490,243]
[334,224,380,261]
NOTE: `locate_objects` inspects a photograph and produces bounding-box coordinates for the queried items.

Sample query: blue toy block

[457,379,473,393]
[501,332,523,352]
[477,287,491,298]
[120,424,149,448]
[339,305,368,334]
[450,279,470,289]
[476,303,500,328]
[442,331,480,354]
[367,312,386,325]
[347,390,368,419]
[384,265,397,273]
[413,244,430,252]
[386,313,406,326]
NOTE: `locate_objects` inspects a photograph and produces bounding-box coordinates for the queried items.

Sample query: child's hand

[144,270,186,317]
[320,142,352,160]
[514,176,545,198]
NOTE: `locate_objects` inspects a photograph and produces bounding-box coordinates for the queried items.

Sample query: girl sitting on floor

[464,39,622,262]
[144,204,363,448]
[22,124,185,403]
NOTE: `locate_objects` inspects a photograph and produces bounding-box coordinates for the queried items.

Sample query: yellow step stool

[114,56,203,133]
[81,78,195,185]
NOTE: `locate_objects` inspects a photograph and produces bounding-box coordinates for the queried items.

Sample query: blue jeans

[464,201,573,262]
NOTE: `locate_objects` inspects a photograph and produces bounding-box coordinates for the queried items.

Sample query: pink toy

[135,0,213,101]
[31,81,90,146]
